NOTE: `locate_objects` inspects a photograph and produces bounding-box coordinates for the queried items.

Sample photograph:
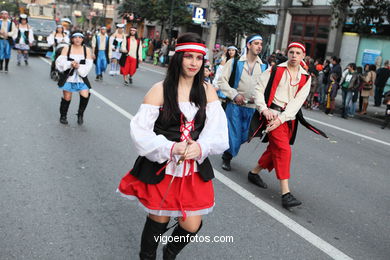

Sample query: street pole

[168,0,174,41]
[103,0,107,26]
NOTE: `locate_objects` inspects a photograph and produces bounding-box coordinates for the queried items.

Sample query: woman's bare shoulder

[143,81,164,106]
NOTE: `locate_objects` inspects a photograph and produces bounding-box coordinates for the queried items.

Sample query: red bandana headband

[175,42,207,56]
[287,42,306,53]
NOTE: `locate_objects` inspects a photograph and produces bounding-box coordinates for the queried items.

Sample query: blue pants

[0,39,11,60]
[224,102,255,158]
[95,50,107,76]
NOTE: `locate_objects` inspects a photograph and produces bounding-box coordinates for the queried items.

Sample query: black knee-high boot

[139,217,169,260]
[163,222,202,260]
[381,105,390,129]
[0,59,3,71]
[59,98,71,124]
[5,59,9,72]
[77,94,90,125]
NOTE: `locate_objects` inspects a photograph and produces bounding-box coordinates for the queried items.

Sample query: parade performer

[248,41,327,208]
[92,26,109,81]
[0,10,16,72]
[142,37,149,61]
[119,26,142,85]
[213,45,239,109]
[48,25,70,75]
[56,31,93,125]
[108,23,126,76]
[13,14,34,66]
[218,35,265,171]
[60,18,72,36]
[117,33,229,259]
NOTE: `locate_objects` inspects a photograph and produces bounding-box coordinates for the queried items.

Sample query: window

[289,15,331,59]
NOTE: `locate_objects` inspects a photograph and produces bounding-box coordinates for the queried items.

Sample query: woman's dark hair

[225,47,239,62]
[348,63,357,71]
[357,66,363,74]
[19,17,28,23]
[368,64,376,71]
[70,30,85,45]
[162,32,206,122]
[56,26,64,34]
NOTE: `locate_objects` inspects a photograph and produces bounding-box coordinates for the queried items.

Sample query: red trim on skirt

[120,56,137,76]
[258,121,294,180]
[118,170,214,219]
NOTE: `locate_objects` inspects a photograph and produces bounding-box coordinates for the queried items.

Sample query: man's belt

[270,103,285,112]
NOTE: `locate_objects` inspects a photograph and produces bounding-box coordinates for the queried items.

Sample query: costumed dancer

[13,14,34,66]
[218,34,266,171]
[56,31,93,125]
[324,73,339,115]
[92,26,109,81]
[60,18,72,36]
[117,33,229,259]
[248,41,327,209]
[48,24,70,75]
[213,45,239,109]
[120,26,142,86]
[108,23,126,76]
[142,37,149,61]
[0,10,16,72]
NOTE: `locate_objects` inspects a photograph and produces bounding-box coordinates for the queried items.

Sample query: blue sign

[362,49,381,66]
[192,7,206,24]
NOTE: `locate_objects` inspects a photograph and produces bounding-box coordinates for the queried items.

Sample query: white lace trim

[117,189,215,217]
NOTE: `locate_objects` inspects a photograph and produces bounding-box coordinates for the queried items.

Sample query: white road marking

[306,117,390,147]
[139,65,166,75]
[40,56,51,65]
[40,56,352,260]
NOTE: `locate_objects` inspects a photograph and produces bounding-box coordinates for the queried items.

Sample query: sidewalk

[309,92,388,127]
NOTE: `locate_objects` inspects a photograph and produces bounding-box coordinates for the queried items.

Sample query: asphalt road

[0,54,389,260]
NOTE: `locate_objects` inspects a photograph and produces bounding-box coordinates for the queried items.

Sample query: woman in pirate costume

[248,41,327,209]
[117,33,228,259]
[213,45,239,108]
[108,23,126,76]
[48,25,69,76]
[56,31,93,125]
[13,14,34,66]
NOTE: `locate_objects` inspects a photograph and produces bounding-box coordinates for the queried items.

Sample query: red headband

[175,42,207,56]
[287,42,306,53]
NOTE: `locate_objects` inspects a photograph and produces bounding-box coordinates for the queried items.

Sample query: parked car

[28,17,57,54]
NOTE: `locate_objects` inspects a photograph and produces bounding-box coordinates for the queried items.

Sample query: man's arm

[254,68,271,112]
[217,58,239,100]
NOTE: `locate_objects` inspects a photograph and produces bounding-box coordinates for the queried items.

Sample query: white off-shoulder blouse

[130,101,229,177]
[56,54,93,83]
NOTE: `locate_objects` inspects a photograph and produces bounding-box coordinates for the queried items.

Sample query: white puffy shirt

[130,101,229,177]
[56,54,93,83]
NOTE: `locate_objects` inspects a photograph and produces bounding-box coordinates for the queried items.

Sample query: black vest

[94,35,109,64]
[15,27,29,44]
[130,109,214,184]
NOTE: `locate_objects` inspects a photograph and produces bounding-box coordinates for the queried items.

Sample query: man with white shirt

[0,10,16,72]
[249,41,328,209]
[218,34,266,172]
[120,26,142,85]
[92,26,109,81]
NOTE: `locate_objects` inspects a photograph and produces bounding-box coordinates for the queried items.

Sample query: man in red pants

[120,26,142,86]
[250,41,312,209]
